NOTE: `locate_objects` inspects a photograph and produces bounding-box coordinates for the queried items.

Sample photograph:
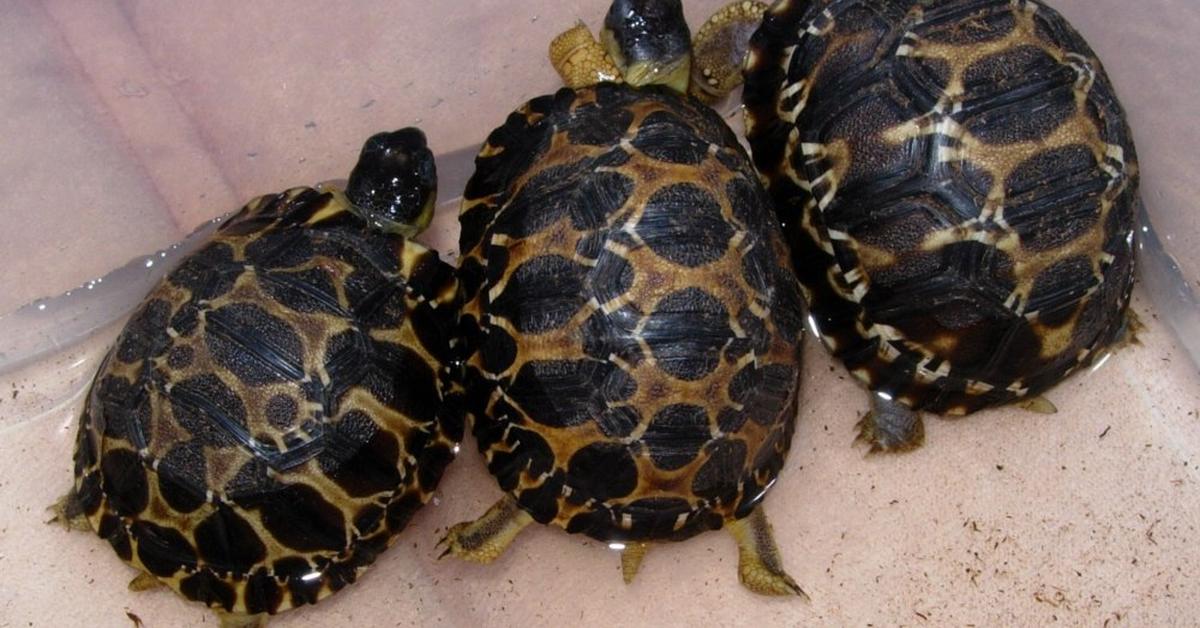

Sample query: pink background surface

[1,1,1198,626]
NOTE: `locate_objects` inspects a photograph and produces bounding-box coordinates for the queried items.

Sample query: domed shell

[744,0,1137,415]
[70,187,461,617]
[456,83,804,541]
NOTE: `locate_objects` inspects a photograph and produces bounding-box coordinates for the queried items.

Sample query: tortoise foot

[855,396,925,454]
[728,505,808,599]
[439,495,533,564]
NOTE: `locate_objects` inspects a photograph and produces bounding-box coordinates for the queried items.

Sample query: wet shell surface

[456,83,804,541]
[744,0,1138,415]
[70,188,460,617]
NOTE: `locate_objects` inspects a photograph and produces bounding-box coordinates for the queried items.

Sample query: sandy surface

[1,1,1198,626]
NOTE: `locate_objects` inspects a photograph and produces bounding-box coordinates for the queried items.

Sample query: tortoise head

[346,128,437,237]
[600,0,692,93]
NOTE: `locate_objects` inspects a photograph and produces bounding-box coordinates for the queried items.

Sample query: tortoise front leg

[439,494,534,563]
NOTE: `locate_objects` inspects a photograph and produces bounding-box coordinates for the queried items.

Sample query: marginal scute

[385,492,424,532]
[741,364,798,426]
[567,442,639,501]
[194,506,267,574]
[244,568,284,615]
[726,176,765,228]
[133,519,197,577]
[165,242,236,300]
[517,472,566,524]
[244,228,314,270]
[95,376,139,441]
[486,425,556,491]
[480,324,518,374]
[565,103,634,146]
[101,448,148,517]
[116,299,173,363]
[179,570,236,611]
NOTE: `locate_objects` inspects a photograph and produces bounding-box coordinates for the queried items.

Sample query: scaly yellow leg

[439,495,534,563]
[727,505,808,598]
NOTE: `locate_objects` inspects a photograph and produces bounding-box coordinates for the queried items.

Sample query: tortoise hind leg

[439,494,533,563]
[48,489,91,531]
[727,505,807,598]
[855,395,925,453]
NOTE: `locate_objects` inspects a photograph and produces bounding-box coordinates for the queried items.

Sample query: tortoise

[743,0,1139,451]
[438,0,807,597]
[54,129,462,627]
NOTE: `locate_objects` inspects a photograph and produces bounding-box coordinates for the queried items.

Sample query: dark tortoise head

[346,127,437,237]
[600,0,692,92]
